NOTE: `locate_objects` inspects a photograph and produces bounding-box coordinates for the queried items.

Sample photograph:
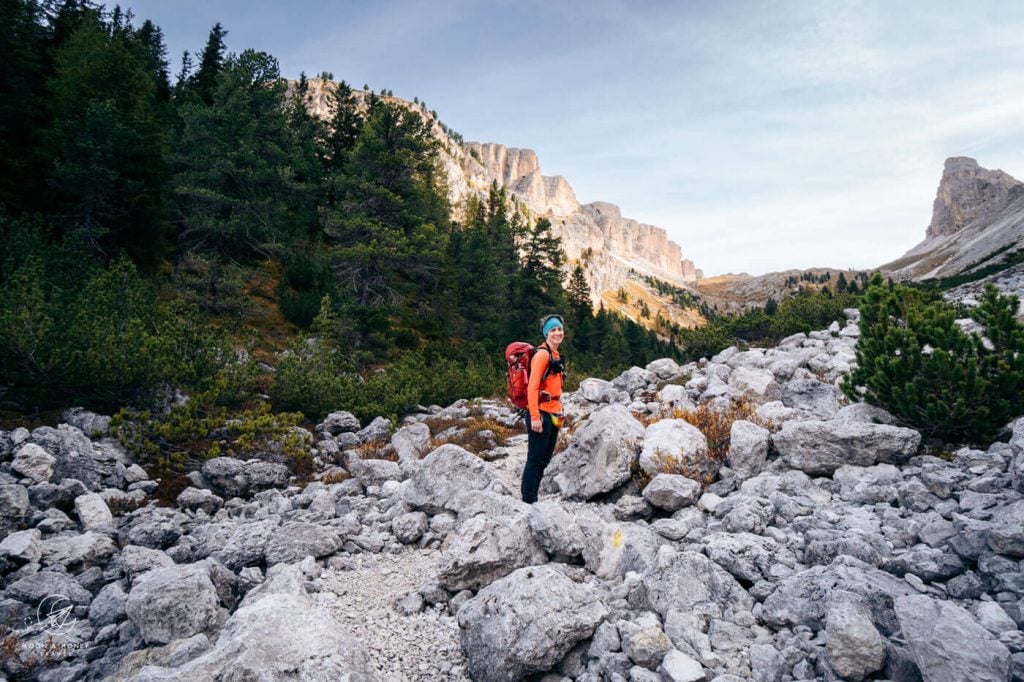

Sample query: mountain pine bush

[842,275,1024,445]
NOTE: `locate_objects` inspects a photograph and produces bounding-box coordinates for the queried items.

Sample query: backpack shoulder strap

[535,342,553,381]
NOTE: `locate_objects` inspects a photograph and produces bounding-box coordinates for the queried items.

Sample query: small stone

[659,649,706,682]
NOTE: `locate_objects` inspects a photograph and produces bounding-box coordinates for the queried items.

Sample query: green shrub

[112,365,308,475]
[769,289,858,337]
[676,289,859,361]
[270,296,501,423]
[842,276,1024,445]
[0,255,224,410]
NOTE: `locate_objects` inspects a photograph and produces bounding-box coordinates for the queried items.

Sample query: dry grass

[673,397,772,459]
[106,495,142,516]
[354,439,395,462]
[634,397,775,489]
[319,469,350,484]
[553,418,579,455]
[430,417,515,456]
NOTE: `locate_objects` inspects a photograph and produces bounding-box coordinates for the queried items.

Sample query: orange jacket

[528,345,563,422]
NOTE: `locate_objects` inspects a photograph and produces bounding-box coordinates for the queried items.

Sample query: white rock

[0,529,41,564]
[642,474,701,511]
[659,648,706,681]
[638,419,708,477]
[727,367,781,403]
[726,421,770,479]
[74,492,113,530]
[11,443,56,483]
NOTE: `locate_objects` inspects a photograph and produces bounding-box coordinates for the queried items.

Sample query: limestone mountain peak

[882,157,1024,282]
[927,156,1022,239]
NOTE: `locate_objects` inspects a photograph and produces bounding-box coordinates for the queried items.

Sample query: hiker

[521,314,566,504]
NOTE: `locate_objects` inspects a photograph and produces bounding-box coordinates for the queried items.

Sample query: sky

[123,0,1024,277]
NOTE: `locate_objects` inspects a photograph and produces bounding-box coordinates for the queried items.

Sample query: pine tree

[324,80,363,178]
[172,50,304,258]
[0,0,51,214]
[190,22,227,104]
[46,9,170,263]
[843,276,1024,444]
[323,98,450,351]
[566,263,592,322]
[836,271,848,293]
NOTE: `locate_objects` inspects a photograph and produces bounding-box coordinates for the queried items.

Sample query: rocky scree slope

[3,313,1024,680]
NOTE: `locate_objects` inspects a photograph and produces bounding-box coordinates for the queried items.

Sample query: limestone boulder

[29,424,103,490]
[11,443,56,483]
[437,514,547,591]
[546,405,644,500]
[120,563,375,680]
[0,484,29,534]
[457,564,609,682]
[390,422,432,471]
[612,366,657,396]
[263,521,342,566]
[761,556,917,633]
[726,420,770,479]
[642,547,754,622]
[316,410,360,435]
[392,512,428,544]
[62,407,111,437]
[833,464,903,505]
[773,420,921,475]
[176,487,224,515]
[74,492,113,530]
[125,562,222,645]
[637,419,707,477]
[578,378,630,404]
[825,592,887,680]
[642,474,701,512]
[701,532,790,584]
[727,367,781,403]
[986,500,1024,557]
[40,531,117,571]
[580,519,663,580]
[895,594,1011,682]
[646,358,683,380]
[200,457,288,499]
[348,458,402,488]
[89,582,128,627]
[403,444,507,514]
[780,379,844,418]
[8,570,93,606]
[0,529,40,564]
[212,519,280,570]
[528,501,586,561]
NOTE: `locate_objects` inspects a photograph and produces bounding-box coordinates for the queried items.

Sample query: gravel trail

[310,436,532,681]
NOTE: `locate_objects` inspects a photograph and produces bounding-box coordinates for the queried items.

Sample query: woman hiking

[521,314,566,504]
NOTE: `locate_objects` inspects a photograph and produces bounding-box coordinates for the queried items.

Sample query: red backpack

[504,342,551,410]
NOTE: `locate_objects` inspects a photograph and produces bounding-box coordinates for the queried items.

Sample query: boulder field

[2,311,1024,680]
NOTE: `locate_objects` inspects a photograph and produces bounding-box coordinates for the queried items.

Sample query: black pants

[521,413,560,504]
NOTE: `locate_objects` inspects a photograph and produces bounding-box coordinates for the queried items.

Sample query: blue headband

[542,317,563,337]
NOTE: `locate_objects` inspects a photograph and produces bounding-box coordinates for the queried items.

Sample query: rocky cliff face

[296,80,701,319]
[459,142,700,299]
[927,157,1021,239]
[883,157,1024,281]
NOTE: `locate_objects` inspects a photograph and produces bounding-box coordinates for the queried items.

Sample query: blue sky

[124,0,1024,276]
